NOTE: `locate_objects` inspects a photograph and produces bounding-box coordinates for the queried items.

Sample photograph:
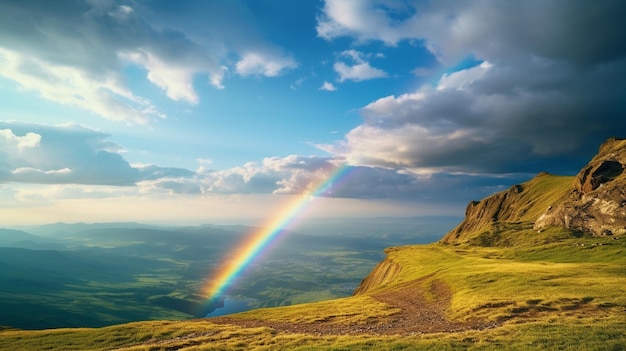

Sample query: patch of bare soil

[210,280,496,336]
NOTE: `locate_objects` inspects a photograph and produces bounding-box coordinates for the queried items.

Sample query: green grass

[232,294,400,324]
[385,239,625,321]
[2,316,624,350]
[446,173,575,245]
[515,173,574,222]
[3,232,623,350]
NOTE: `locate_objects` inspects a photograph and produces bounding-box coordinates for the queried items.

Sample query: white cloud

[316,0,626,175]
[320,81,337,91]
[0,48,160,124]
[180,154,467,201]
[12,167,71,175]
[120,50,200,104]
[334,50,387,82]
[317,0,626,66]
[437,61,492,91]
[0,1,298,122]
[290,77,306,90]
[0,122,194,185]
[0,128,41,150]
[317,0,407,44]
[109,4,133,20]
[321,56,626,174]
[0,121,527,219]
[412,67,435,77]
[235,52,297,77]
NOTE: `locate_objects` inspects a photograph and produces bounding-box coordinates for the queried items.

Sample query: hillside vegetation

[1,139,625,350]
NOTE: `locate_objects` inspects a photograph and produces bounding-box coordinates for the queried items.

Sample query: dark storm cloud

[324,166,524,202]
[319,0,626,176]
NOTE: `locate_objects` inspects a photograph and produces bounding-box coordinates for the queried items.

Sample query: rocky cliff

[440,173,573,244]
[441,137,626,244]
[440,183,526,244]
[534,138,626,236]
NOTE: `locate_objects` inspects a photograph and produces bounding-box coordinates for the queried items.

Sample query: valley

[0,217,454,329]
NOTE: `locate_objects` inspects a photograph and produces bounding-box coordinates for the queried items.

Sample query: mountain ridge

[439,137,626,245]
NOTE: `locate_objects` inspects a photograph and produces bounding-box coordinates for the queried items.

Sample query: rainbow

[201,164,353,304]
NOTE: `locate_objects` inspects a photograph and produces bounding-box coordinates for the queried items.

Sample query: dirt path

[210,280,493,336]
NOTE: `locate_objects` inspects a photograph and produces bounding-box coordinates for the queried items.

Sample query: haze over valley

[0,217,458,329]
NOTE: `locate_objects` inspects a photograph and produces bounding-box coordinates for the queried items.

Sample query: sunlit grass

[448,173,575,245]
[288,290,340,305]
[379,238,626,321]
[515,173,574,222]
[231,294,399,325]
[2,315,624,351]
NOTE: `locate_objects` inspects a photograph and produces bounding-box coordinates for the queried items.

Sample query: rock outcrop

[441,184,526,244]
[534,138,626,236]
[440,171,575,244]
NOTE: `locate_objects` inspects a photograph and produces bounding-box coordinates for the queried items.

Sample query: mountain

[1,139,624,350]
[0,229,48,248]
[440,137,626,246]
[24,221,163,237]
[440,172,573,245]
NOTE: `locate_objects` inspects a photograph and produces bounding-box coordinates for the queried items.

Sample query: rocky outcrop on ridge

[534,138,626,237]
[439,138,626,245]
[440,184,527,244]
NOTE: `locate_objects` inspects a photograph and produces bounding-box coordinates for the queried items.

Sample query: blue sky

[1,0,625,225]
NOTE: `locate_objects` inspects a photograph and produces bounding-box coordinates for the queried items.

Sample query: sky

[1,0,625,226]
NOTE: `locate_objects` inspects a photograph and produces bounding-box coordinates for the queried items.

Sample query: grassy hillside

[1,234,624,350]
[1,173,624,350]
[442,173,575,244]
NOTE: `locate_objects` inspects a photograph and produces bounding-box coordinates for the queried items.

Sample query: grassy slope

[443,173,575,245]
[1,238,623,350]
[2,175,625,350]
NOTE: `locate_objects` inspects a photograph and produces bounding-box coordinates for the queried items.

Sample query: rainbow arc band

[201,165,353,303]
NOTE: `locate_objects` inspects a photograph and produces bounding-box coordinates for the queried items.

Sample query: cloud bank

[317,0,626,175]
[0,122,193,185]
[3,121,515,207]
[334,50,387,82]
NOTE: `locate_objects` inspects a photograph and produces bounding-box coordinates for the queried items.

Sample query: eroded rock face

[441,184,526,244]
[534,138,626,236]
[577,160,623,194]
